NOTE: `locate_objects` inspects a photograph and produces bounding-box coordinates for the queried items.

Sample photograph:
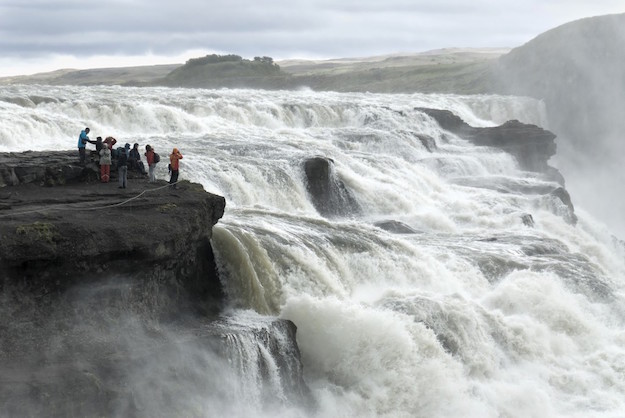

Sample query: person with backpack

[99,144,112,183]
[117,146,128,189]
[169,148,183,189]
[145,145,159,183]
[93,136,105,165]
[129,143,147,174]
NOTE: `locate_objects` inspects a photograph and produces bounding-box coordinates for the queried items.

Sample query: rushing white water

[2,85,625,418]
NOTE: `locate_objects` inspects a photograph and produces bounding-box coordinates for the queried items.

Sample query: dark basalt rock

[550,186,578,225]
[521,213,535,227]
[416,108,558,176]
[416,108,579,225]
[374,220,419,234]
[0,153,226,314]
[303,156,361,218]
[0,150,147,187]
[415,134,437,152]
[0,150,312,416]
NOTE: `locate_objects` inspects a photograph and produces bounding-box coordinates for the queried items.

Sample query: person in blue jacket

[77,127,96,165]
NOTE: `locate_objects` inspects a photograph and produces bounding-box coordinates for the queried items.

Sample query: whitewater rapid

[2,85,625,418]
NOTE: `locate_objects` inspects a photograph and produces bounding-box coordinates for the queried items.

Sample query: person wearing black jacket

[117,146,128,189]
[129,143,147,174]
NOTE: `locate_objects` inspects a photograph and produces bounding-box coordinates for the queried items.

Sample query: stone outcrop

[416,107,560,177]
[494,13,625,160]
[303,156,361,218]
[549,187,578,225]
[418,107,578,224]
[374,220,419,234]
[0,151,226,315]
[415,133,438,152]
[0,150,145,187]
[0,150,312,416]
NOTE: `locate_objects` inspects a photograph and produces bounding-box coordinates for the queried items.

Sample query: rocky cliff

[0,151,311,417]
[417,107,563,181]
[417,108,577,224]
[0,150,226,314]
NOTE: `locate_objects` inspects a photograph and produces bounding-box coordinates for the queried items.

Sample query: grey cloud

[3,0,323,33]
[1,0,329,58]
[1,0,623,61]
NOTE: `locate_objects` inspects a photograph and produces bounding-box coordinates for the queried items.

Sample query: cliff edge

[0,150,226,315]
[0,151,313,416]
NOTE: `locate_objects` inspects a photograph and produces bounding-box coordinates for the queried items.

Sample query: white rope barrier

[0,180,181,218]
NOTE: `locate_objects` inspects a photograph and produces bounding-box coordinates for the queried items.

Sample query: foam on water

[1,85,624,417]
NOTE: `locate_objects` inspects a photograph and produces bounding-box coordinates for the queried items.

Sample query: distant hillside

[495,13,625,157]
[278,49,504,93]
[0,50,505,94]
[0,65,179,86]
[493,12,625,237]
[280,48,507,75]
[154,50,503,93]
[158,54,289,88]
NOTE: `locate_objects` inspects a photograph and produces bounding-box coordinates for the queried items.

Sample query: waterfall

[1,85,624,417]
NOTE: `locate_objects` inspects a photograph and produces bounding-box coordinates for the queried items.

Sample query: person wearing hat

[169,148,183,189]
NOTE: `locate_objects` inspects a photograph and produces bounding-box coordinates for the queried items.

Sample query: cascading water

[1,85,624,417]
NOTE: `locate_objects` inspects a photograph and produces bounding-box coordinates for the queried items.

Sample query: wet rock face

[374,220,419,234]
[416,108,558,175]
[0,150,146,187]
[415,134,438,152]
[0,151,313,416]
[303,156,361,218]
[0,279,312,417]
[0,150,227,315]
[550,187,578,225]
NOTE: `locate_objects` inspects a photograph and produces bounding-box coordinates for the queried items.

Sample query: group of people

[78,127,183,189]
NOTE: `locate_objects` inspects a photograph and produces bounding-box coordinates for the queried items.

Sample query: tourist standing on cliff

[103,136,117,155]
[117,146,128,189]
[145,145,158,183]
[169,148,183,189]
[94,136,105,153]
[77,127,92,165]
[129,143,147,175]
[93,136,104,166]
[99,144,112,183]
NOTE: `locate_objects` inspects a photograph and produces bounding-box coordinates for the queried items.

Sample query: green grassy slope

[0,50,504,94]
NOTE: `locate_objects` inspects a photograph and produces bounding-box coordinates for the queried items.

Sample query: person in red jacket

[169,148,183,189]
[145,145,157,183]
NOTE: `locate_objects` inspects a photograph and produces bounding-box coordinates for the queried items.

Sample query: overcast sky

[0,0,623,76]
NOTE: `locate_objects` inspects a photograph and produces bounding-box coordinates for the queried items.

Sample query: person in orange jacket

[169,148,183,189]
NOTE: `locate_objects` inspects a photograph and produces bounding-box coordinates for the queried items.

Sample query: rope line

[0,180,181,218]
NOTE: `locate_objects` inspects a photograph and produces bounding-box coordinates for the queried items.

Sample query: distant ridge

[0,49,506,94]
[0,64,180,86]
[278,47,509,66]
